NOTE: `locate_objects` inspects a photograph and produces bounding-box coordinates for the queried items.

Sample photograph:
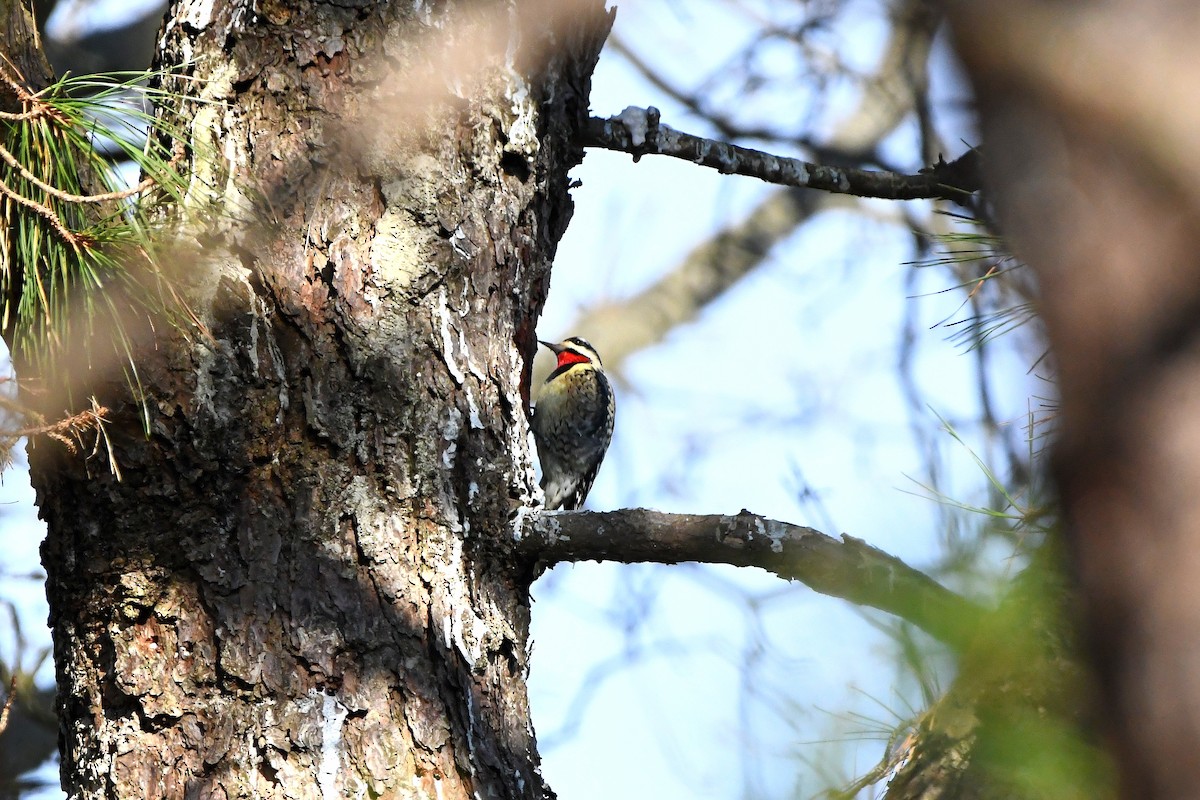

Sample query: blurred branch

[550,188,849,381]
[0,679,57,798]
[518,508,985,649]
[0,607,58,798]
[582,108,980,201]
[951,0,1200,193]
[551,0,945,375]
[41,1,166,75]
[607,35,845,163]
[609,0,940,159]
[826,0,943,155]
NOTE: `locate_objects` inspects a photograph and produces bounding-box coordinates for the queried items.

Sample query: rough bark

[27,1,611,797]
[0,0,54,104]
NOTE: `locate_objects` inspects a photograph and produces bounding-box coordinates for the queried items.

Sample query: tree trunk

[30,1,610,797]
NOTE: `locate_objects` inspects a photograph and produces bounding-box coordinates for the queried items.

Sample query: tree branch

[546,0,946,380]
[581,107,980,202]
[606,35,854,165]
[518,508,985,650]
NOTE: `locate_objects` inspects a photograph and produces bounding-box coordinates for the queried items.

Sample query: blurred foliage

[881,536,1114,800]
[857,231,1113,799]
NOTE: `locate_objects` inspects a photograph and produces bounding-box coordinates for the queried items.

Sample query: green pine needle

[0,65,207,421]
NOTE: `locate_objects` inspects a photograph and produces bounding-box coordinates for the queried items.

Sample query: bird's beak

[539,339,562,353]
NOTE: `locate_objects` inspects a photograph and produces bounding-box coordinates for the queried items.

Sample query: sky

[528,3,1032,799]
[0,2,1038,798]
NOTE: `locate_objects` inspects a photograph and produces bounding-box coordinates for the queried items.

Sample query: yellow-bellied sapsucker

[531,337,615,510]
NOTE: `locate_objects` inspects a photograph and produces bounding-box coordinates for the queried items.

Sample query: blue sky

[529,3,1027,799]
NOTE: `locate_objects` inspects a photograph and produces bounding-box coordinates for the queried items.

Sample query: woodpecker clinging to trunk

[531,337,615,510]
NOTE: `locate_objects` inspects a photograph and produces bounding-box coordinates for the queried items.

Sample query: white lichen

[753,516,787,554]
[317,690,349,800]
[511,505,531,541]
[246,297,261,374]
[181,0,218,31]
[445,542,488,664]
[784,159,810,185]
[507,83,539,155]
[455,330,486,430]
[503,8,540,155]
[456,609,488,665]
[464,686,480,769]
[500,351,540,516]
[464,389,484,431]
[538,512,564,543]
[617,106,650,147]
[660,125,682,152]
[715,144,738,175]
[449,226,473,259]
[437,287,466,385]
[457,329,487,382]
[442,408,462,469]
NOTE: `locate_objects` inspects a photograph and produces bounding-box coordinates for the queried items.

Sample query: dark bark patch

[499,151,532,182]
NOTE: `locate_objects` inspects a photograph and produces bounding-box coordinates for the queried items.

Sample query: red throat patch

[556,350,591,369]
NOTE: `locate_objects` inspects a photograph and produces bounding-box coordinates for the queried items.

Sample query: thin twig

[0,139,182,204]
[0,175,86,250]
[0,58,65,124]
[13,403,111,456]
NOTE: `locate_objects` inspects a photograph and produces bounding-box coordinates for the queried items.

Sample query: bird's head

[539,337,603,370]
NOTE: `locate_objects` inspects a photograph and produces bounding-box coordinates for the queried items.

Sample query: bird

[531,336,615,510]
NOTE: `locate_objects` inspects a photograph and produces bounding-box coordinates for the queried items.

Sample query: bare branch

[607,0,941,160]
[582,108,979,201]
[518,508,985,649]
[551,0,945,377]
